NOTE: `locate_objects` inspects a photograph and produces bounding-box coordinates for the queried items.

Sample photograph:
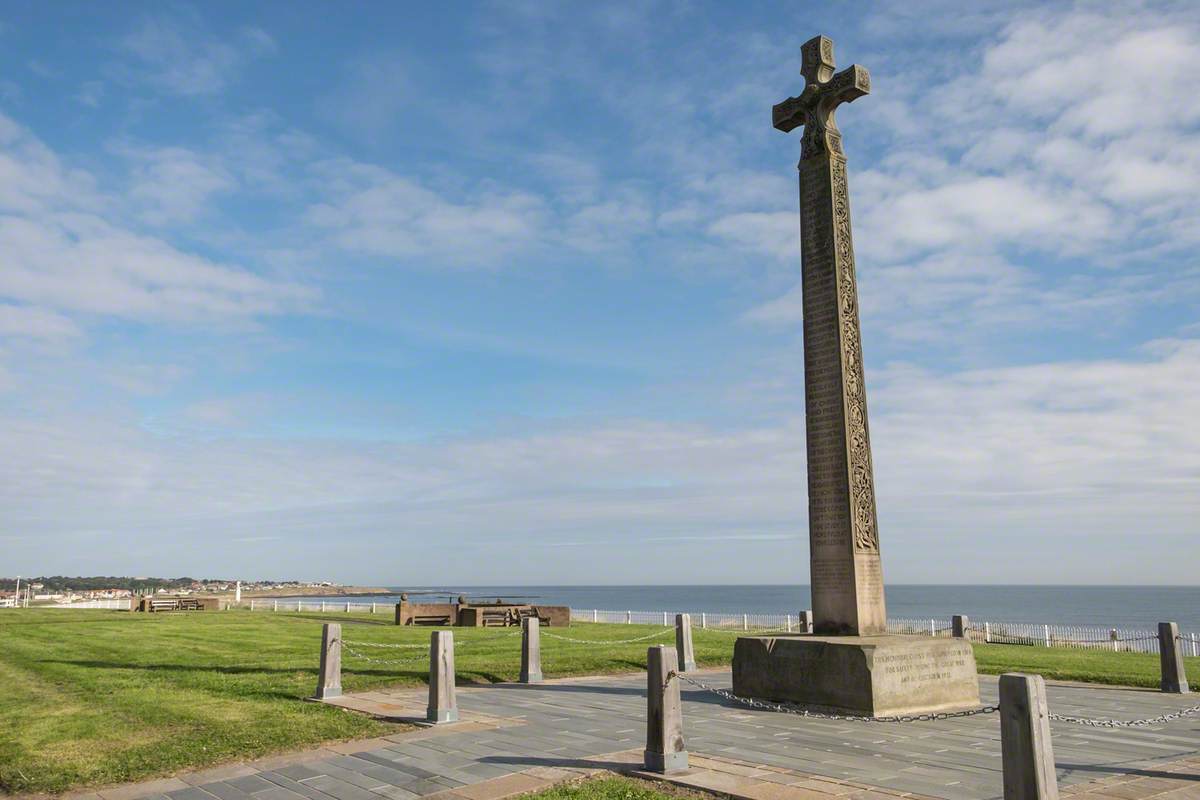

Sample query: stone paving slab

[56,671,1200,800]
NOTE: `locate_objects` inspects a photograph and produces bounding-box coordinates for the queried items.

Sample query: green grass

[517,775,708,800]
[0,609,714,793]
[971,642,1199,688]
[1,609,1195,794]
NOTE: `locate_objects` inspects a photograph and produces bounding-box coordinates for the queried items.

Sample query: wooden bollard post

[1158,622,1190,694]
[1000,673,1059,800]
[798,609,814,634]
[644,645,688,773]
[675,614,696,672]
[427,630,458,723]
[520,616,542,683]
[953,614,969,639]
[315,623,342,699]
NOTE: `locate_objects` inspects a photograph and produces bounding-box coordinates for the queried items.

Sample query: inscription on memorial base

[732,635,980,717]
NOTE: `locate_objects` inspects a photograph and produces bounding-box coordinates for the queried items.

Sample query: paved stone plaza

[68,671,1200,800]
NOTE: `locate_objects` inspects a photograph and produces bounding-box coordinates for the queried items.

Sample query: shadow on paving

[1058,763,1200,782]
[477,755,640,772]
[468,682,646,698]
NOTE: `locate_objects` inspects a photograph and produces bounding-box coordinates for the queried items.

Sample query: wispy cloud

[115,12,276,96]
[0,113,314,331]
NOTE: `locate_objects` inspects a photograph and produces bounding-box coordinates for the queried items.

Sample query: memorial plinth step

[731,633,980,717]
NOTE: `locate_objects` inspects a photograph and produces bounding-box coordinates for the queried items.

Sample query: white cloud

[120,145,235,225]
[305,159,548,267]
[2,340,1197,582]
[0,304,81,340]
[743,6,1200,340]
[0,113,314,326]
[117,15,276,96]
[75,81,105,108]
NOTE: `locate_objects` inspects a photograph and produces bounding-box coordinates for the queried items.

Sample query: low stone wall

[392,596,570,627]
[132,596,221,612]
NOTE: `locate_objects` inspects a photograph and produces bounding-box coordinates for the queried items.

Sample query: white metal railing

[237,599,389,614]
[572,609,1199,656]
[44,599,132,610]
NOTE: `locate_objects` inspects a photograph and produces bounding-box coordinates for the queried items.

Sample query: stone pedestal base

[732,634,980,717]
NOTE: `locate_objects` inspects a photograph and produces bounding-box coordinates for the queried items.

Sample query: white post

[321,600,326,612]
[13,576,19,609]
[250,599,256,611]
[627,610,632,624]
[1043,625,1051,648]
[743,614,749,631]
[593,609,598,623]
[786,614,793,633]
[296,600,301,612]
[1192,633,1199,658]
[235,581,242,604]
[930,619,936,637]
[274,600,279,612]
[700,612,707,629]
[985,621,991,643]
[664,611,669,626]
[372,602,377,614]
[346,601,351,613]
[1111,629,1119,652]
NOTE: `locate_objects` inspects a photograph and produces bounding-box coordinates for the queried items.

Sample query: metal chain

[965,626,1163,644]
[542,628,674,645]
[669,672,998,722]
[1048,705,1200,728]
[341,645,430,665]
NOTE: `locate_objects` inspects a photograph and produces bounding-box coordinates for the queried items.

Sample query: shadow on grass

[36,658,420,681]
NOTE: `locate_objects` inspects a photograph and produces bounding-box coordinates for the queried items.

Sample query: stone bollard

[675,614,697,672]
[952,615,969,639]
[1158,622,1190,694]
[1000,673,1059,800]
[798,609,814,634]
[427,630,458,723]
[520,616,543,683]
[644,645,688,774]
[315,623,342,699]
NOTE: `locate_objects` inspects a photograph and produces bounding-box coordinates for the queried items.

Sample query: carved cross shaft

[773,36,870,161]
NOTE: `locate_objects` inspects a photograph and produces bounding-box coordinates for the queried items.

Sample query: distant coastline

[242,586,395,599]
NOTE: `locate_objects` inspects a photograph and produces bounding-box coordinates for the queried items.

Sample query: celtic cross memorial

[773,35,884,636]
[731,36,980,716]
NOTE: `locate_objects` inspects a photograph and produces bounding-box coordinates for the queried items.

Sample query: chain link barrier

[669,672,1199,729]
[698,627,793,636]
[1049,705,1200,728]
[542,628,674,645]
[668,672,999,722]
[966,627,1163,645]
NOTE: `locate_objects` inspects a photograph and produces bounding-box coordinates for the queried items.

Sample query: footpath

[59,671,1200,800]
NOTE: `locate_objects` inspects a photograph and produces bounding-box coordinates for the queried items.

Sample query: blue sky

[1,1,1197,585]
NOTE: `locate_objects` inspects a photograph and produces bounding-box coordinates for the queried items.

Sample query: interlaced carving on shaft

[830,156,878,553]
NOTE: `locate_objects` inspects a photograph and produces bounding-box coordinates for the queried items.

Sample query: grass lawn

[971,641,1198,688]
[0,609,707,793]
[517,775,709,800]
[1,608,1194,794]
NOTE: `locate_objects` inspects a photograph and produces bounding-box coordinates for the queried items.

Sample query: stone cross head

[773,36,870,161]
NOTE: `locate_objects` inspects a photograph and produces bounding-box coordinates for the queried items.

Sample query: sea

[304,585,1200,633]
